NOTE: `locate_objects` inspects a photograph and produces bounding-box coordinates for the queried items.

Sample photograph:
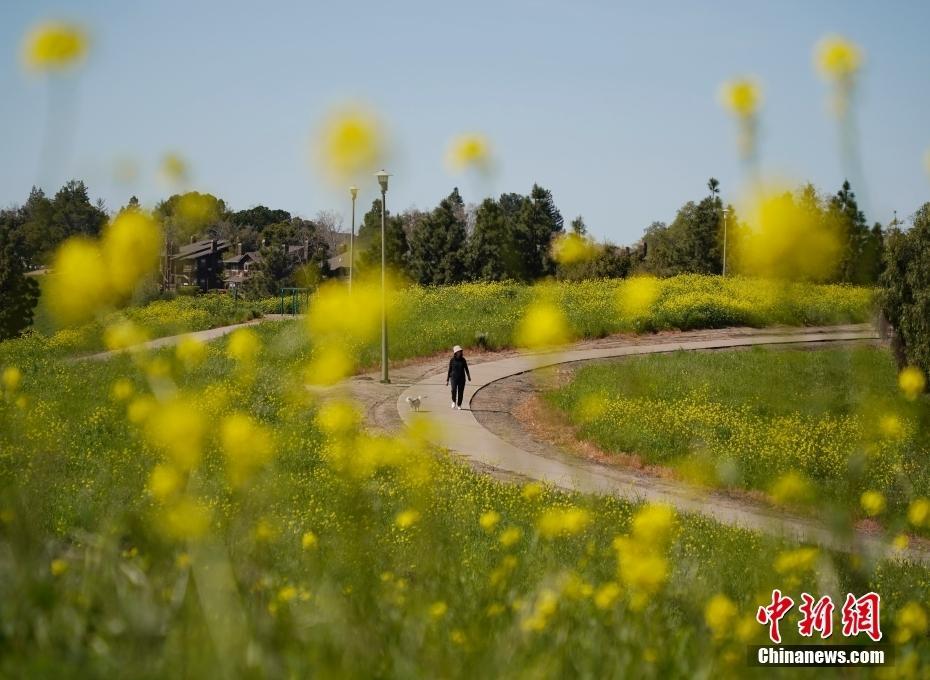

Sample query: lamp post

[722,206,729,277]
[375,169,390,384]
[349,185,358,294]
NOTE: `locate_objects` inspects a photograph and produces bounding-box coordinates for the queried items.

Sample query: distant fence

[279,287,310,315]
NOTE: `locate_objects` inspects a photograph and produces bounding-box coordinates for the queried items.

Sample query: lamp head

[349,186,358,200]
[375,169,390,193]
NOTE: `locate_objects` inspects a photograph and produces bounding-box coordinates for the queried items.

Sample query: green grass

[548,345,930,520]
[0,320,927,677]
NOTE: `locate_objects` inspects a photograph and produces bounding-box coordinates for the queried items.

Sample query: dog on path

[405,395,425,412]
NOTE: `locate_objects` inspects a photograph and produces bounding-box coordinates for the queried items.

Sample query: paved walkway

[396,324,929,563]
[80,316,293,361]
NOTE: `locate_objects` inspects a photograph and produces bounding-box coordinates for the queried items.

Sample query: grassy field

[548,345,930,524]
[0,322,928,676]
[3,276,920,677]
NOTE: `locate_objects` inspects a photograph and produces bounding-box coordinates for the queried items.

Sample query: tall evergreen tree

[467,198,518,281]
[830,180,881,283]
[513,184,564,279]
[409,188,468,285]
[0,210,40,339]
[357,199,408,273]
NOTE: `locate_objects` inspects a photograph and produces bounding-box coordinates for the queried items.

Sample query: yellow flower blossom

[521,589,559,632]
[46,238,112,325]
[898,366,926,401]
[148,464,183,501]
[314,104,387,184]
[705,594,738,640]
[479,510,501,532]
[630,504,677,548]
[719,77,761,118]
[175,335,207,368]
[499,526,523,548]
[101,211,163,299]
[429,601,448,619]
[860,490,886,516]
[894,602,928,645]
[537,506,591,539]
[551,232,599,265]
[109,378,134,401]
[445,133,492,173]
[395,509,421,529]
[892,534,909,551]
[617,276,660,320]
[50,558,69,576]
[515,300,570,350]
[2,366,22,393]
[907,498,930,528]
[594,582,621,610]
[220,413,275,486]
[815,35,862,82]
[160,153,189,185]
[301,531,318,550]
[878,414,905,439]
[226,327,261,363]
[769,471,814,506]
[22,21,88,72]
[315,399,362,435]
[103,320,148,351]
[127,395,156,424]
[145,398,205,470]
[159,496,211,539]
[521,482,544,501]
[774,547,819,574]
[305,344,355,386]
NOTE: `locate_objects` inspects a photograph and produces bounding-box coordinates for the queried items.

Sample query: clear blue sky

[2,1,928,244]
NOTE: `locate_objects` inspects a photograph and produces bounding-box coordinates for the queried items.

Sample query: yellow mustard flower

[109,377,134,402]
[46,237,112,325]
[101,211,162,299]
[2,366,22,393]
[159,496,211,539]
[499,526,523,548]
[220,413,274,486]
[515,300,570,350]
[314,104,387,184]
[907,498,930,528]
[898,366,926,401]
[148,463,183,501]
[429,601,448,620]
[160,153,189,185]
[445,133,492,173]
[537,507,591,539]
[860,490,886,516]
[895,602,929,645]
[479,510,501,532]
[22,21,88,72]
[705,594,738,640]
[175,335,207,368]
[594,582,621,610]
[395,509,421,529]
[815,35,863,82]
[551,232,600,266]
[226,328,260,363]
[301,531,318,550]
[719,77,761,118]
[50,558,69,576]
[144,398,205,471]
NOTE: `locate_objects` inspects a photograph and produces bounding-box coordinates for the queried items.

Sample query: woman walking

[446,345,471,410]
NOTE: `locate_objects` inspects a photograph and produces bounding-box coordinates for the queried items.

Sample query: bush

[881,203,930,384]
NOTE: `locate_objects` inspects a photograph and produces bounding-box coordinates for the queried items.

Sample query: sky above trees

[2,1,929,242]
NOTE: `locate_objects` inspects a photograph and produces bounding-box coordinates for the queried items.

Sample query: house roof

[328,253,350,270]
[223,251,260,265]
[171,238,231,261]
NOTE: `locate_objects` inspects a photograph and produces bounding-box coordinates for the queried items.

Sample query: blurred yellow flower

[719,77,761,118]
[148,463,183,501]
[499,526,522,548]
[305,344,355,386]
[50,558,69,576]
[617,276,660,319]
[705,594,738,640]
[109,377,134,401]
[46,238,112,325]
[314,105,387,184]
[815,35,862,82]
[103,320,148,351]
[429,601,448,619]
[301,531,318,550]
[769,471,814,506]
[307,279,383,344]
[22,21,88,72]
[593,582,621,610]
[515,300,570,350]
[2,366,22,393]
[895,602,928,645]
[773,547,818,574]
[445,133,492,173]
[552,232,599,266]
[735,184,843,281]
[521,482,544,501]
[160,496,211,539]
[395,509,421,529]
[220,413,274,486]
[860,490,886,516]
[175,335,207,368]
[315,399,362,435]
[631,504,677,547]
[537,506,591,538]
[226,328,260,363]
[878,414,905,439]
[892,534,910,551]
[907,498,930,528]
[898,366,926,401]
[160,153,189,185]
[176,193,219,228]
[145,398,205,470]
[102,211,163,299]
[127,395,156,424]
[479,510,501,532]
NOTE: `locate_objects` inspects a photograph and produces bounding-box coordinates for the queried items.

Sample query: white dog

[405,395,425,412]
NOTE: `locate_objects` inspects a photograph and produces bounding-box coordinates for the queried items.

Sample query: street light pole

[349,186,358,294]
[375,170,390,384]
[722,206,729,277]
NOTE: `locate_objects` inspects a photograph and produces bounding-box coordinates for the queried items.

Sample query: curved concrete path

[396,324,929,563]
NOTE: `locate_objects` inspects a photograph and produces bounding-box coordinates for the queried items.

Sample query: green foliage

[881,203,930,379]
[830,181,884,284]
[357,199,409,273]
[550,346,930,514]
[408,188,468,285]
[0,212,40,340]
[16,182,107,264]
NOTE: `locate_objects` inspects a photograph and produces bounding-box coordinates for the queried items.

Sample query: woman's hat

[453,345,463,353]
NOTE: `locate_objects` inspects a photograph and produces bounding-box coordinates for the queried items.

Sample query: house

[223,245,263,287]
[166,238,231,291]
[327,252,351,278]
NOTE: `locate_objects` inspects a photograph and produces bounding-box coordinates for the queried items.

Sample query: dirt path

[388,323,930,564]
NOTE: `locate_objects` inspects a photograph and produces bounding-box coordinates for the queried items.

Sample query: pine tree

[0,211,40,339]
[467,198,520,281]
[513,184,564,279]
[357,199,408,273]
[409,189,468,285]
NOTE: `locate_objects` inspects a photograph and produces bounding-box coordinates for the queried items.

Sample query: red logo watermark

[756,591,881,643]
